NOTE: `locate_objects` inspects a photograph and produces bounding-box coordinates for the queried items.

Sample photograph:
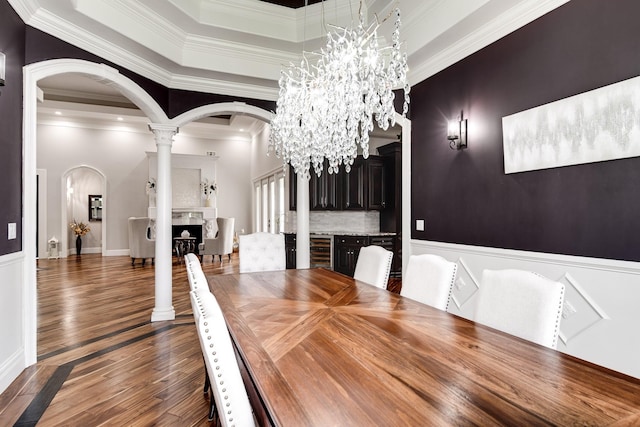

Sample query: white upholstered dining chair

[353,245,393,289]
[199,217,235,263]
[401,254,457,311]
[474,269,565,348]
[192,289,256,426]
[239,232,286,273]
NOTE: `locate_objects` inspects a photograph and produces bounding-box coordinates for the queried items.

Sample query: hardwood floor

[0,252,400,426]
[0,253,239,426]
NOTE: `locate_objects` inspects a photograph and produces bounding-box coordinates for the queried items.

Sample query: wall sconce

[447,111,468,150]
[0,52,5,86]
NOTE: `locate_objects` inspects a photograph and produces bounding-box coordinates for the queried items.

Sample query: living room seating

[127,217,155,266]
[198,217,235,263]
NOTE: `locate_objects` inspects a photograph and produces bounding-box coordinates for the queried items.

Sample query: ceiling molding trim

[181,35,299,80]
[25,7,281,101]
[23,8,174,85]
[74,0,188,59]
[169,74,279,101]
[408,0,571,86]
[6,0,40,22]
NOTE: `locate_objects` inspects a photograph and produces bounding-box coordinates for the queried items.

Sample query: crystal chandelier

[269,2,410,179]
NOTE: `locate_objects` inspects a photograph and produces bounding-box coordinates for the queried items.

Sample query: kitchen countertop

[285,231,396,237]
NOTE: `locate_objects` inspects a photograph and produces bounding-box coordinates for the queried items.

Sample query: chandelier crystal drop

[269,6,410,180]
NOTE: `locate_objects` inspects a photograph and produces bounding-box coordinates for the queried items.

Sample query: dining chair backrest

[401,254,457,311]
[185,253,201,270]
[353,245,393,289]
[475,269,565,348]
[187,264,209,293]
[239,232,286,273]
[193,290,256,426]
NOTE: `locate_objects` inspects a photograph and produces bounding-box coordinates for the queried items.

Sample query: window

[253,170,285,233]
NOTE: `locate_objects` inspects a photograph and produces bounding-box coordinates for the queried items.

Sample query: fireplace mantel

[148,207,218,238]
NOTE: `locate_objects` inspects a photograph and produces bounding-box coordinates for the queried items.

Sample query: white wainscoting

[410,240,640,379]
[0,253,26,395]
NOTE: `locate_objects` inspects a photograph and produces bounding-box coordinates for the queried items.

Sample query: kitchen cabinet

[341,157,366,210]
[310,161,339,210]
[366,157,386,210]
[289,155,386,211]
[378,142,402,277]
[333,235,369,276]
[285,233,296,269]
[288,165,297,211]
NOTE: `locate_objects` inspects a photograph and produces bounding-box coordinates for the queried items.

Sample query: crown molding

[16,3,281,100]
[408,0,571,86]
[169,73,279,101]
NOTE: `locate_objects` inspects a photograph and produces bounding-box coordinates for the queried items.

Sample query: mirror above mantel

[146,152,219,238]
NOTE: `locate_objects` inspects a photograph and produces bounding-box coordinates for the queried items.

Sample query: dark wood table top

[208,268,640,426]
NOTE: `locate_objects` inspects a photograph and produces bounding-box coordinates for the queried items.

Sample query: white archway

[170,102,274,128]
[22,58,282,364]
[60,165,108,257]
[23,59,169,364]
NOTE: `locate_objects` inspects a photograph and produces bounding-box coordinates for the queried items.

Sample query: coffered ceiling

[9,0,570,102]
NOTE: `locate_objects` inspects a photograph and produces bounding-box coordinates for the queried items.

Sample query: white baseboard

[106,249,130,257]
[0,348,25,395]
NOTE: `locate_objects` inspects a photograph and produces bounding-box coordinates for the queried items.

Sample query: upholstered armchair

[198,217,235,263]
[128,217,155,266]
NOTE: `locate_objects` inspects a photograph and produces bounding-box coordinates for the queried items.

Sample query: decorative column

[149,124,178,322]
[296,174,310,268]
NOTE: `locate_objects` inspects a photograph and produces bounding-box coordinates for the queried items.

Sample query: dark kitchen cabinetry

[366,156,386,210]
[310,161,340,210]
[341,157,366,210]
[288,165,297,211]
[333,235,369,277]
[378,142,402,277]
[285,233,296,269]
[289,155,386,211]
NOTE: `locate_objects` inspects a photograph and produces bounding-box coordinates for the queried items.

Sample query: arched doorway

[22,59,281,364]
[61,166,107,256]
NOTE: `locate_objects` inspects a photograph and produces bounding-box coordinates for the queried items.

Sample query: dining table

[207,268,640,426]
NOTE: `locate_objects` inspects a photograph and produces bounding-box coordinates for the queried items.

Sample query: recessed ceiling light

[117,117,124,121]
[239,128,245,132]
[54,111,62,115]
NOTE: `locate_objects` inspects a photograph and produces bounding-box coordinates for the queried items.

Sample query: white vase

[205,197,213,207]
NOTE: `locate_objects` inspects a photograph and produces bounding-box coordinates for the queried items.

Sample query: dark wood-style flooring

[0,252,401,426]
[0,253,241,426]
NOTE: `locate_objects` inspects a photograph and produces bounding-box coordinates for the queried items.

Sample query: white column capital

[148,124,178,147]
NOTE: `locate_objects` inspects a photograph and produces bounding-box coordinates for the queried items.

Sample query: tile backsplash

[285,211,379,233]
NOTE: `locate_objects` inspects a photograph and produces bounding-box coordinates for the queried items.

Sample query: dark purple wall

[0,2,25,255]
[410,0,640,262]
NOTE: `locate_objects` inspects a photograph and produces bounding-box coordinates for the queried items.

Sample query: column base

[151,306,175,322]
